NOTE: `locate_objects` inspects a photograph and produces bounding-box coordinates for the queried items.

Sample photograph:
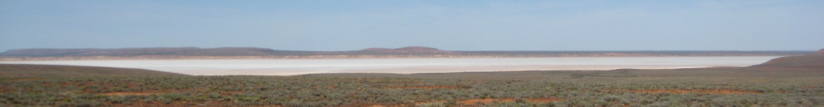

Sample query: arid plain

[1,48,823,106]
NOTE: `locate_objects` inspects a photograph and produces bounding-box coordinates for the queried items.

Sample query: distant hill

[359,46,448,54]
[752,54,824,69]
[819,48,824,54]
[347,46,452,55]
[0,47,312,57]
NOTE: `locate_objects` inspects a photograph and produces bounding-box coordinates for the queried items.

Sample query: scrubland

[1,64,823,107]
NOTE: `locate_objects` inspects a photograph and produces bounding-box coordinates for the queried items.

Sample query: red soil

[459,98,516,105]
[414,100,447,105]
[459,98,563,105]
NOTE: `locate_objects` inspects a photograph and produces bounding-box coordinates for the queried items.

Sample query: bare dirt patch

[365,104,406,107]
[414,100,447,105]
[628,89,763,94]
[100,91,169,96]
[0,88,9,93]
[386,85,465,89]
[458,98,564,105]
[460,98,516,105]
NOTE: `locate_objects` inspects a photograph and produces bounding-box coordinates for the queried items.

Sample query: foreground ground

[1,63,823,107]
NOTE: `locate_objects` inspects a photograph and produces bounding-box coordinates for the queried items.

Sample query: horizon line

[1,46,818,52]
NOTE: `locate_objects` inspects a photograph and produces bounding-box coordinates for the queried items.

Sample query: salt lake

[0,56,780,76]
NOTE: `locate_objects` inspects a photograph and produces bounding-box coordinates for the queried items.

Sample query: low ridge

[752,50,824,69]
[0,64,183,77]
[819,48,824,54]
[357,46,450,54]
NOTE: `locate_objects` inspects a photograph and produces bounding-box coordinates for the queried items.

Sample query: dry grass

[458,98,563,105]
[385,85,465,89]
[525,98,564,103]
[628,89,764,94]
[109,101,283,107]
[7,77,44,81]
[99,91,170,96]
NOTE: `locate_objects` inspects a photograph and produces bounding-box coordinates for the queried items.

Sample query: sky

[1,0,823,51]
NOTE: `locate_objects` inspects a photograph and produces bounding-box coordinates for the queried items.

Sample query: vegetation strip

[628,89,764,94]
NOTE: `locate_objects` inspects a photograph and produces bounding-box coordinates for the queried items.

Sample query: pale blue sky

[1,0,822,51]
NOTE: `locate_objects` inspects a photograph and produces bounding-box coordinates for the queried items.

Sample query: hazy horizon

[0,46,819,52]
[2,0,823,51]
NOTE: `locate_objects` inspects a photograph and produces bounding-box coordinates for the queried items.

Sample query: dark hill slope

[819,49,824,54]
[0,64,183,77]
[752,54,824,70]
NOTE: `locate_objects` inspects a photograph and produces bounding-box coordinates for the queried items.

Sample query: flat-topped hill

[357,46,451,54]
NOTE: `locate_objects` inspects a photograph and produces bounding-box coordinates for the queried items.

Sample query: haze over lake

[0,56,779,76]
